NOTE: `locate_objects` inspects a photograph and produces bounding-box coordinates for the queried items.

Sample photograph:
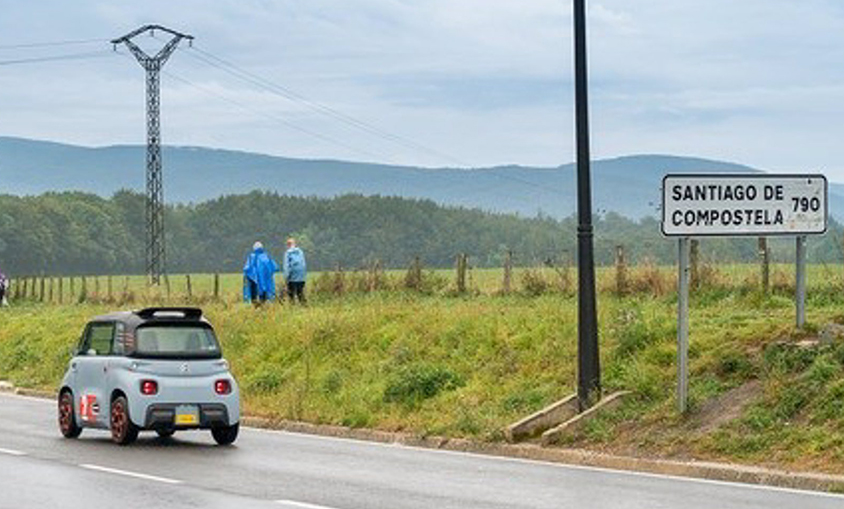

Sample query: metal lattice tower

[111,25,193,284]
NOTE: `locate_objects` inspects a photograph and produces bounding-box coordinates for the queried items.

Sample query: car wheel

[211,422,239,445]
[58,391,82,439]
[156,428,175,439]
[110,396,139,445]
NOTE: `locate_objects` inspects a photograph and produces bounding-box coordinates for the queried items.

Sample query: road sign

[661,172,828,414]
[661,174,827,237]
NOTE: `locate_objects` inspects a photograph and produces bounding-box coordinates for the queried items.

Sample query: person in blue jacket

[243,241,280,304]
[283,237,307,304]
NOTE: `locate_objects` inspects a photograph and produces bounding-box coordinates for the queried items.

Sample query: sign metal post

[677,237,690,414]
[796,235,807,328]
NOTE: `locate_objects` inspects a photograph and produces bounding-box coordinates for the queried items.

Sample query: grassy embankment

[2,263,844,474]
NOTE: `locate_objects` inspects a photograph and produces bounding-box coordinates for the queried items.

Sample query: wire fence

[4,242,841,306]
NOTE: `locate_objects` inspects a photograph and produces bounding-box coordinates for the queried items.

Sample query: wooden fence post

[80,276,87,303]
[164,274,171,299]
[186,275,193,299]
[456,253,467,293]
[213,273,220,300]
[70,277,75,301]
[21,277,27,300]
[107,275,113,300]
[58,277,64,304]
[39,276,45,302]
[333,263,345,295]
[48,277,54,303]
[615,244,627,296]
[690,239,700,290]
[94,276,100,298]
[365,259,382,292]
[503,250,513,294]
[405,256,423,290]
[759,237,770,294]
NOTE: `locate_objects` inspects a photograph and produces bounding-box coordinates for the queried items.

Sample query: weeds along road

[0,392,841,509]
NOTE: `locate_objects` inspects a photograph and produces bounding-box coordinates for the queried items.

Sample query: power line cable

[151,60,549,203]
[0,50,116,67]
[0,36,569,198]
[154,66,386,161]
[0,38,108,50]
[185,44,469,167]
[178,45,565,194]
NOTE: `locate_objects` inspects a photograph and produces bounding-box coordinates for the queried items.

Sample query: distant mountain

[1,136,841,219]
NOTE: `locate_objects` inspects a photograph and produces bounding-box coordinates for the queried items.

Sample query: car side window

[86,323,115,356]
[76,325,90,355]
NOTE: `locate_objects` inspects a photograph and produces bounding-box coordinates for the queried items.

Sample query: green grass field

[2,263,844,474]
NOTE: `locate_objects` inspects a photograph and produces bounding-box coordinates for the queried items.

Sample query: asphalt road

[0,392,841,509]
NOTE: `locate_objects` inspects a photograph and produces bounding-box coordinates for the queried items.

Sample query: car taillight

[140,380,158,395]
[215,379,231,395]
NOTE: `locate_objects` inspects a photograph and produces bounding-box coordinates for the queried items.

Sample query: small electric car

[58,307,240,445]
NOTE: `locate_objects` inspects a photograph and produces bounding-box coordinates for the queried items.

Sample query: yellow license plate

[175,413,198,425]
[174,405,199,425]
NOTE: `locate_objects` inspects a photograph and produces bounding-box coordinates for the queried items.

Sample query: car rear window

[133,324,221,359]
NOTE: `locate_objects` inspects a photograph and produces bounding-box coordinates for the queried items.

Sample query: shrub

[383,363,465,406]
[521,268,549,296]
[628,259,668,296]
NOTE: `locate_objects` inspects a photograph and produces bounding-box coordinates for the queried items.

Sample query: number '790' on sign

[661,174,828,237]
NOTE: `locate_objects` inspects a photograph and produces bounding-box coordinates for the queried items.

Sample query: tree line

[0,190,841,276]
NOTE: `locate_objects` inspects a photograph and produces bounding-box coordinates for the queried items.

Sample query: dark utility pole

[111,25,193,284]
[573,0,601,410]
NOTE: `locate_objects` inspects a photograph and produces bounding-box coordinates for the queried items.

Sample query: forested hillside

[11,137,835,220]
[0,191,840,275]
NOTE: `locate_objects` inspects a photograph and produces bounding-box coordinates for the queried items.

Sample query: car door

[74,321,115,428]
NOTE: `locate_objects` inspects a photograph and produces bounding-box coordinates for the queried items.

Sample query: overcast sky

[2,0,844,179]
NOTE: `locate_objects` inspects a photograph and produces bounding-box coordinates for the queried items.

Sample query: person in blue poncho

[283,237,307,304]
[243,241,280,304]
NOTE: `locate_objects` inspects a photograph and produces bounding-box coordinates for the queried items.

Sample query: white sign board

[661,174,827,237]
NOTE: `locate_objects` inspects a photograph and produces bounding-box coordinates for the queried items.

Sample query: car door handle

[71,362,77,372]
[103,365,108,373]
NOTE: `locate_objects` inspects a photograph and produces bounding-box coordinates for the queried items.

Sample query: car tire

[110,395,139,445]
[211,422,239,445]
[58,391,82,439]
[156,428,175,439]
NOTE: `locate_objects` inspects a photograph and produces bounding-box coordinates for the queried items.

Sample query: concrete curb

[3,382,843,494]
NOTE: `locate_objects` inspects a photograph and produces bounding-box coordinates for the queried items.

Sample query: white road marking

[79,464,182,484]
[249,427,844,500]
[0,447,26,456]
[275,500,339,509]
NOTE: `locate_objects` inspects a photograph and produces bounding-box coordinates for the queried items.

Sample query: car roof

[90,307,211,329]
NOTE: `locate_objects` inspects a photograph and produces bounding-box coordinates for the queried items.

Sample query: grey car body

[58,307,240,445]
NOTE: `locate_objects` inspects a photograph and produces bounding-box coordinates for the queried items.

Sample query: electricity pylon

[111,25,193,285]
